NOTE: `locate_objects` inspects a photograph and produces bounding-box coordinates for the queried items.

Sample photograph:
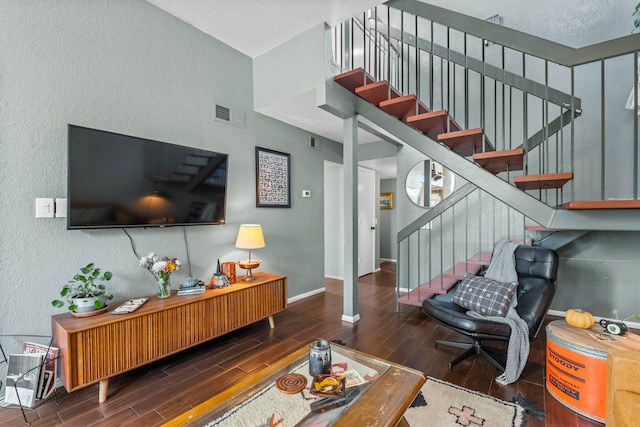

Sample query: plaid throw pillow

[451,275,518,317]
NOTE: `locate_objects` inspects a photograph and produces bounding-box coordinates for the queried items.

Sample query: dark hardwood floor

[1,262,602,426]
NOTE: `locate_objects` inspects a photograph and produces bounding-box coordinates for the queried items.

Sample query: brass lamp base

[237,259,261,281]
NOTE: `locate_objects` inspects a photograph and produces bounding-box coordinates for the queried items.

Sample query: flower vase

[157,277,171,299]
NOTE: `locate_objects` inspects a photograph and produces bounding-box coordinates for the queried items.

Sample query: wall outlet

[302,190,311,198]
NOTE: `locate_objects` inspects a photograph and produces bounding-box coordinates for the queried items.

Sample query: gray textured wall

[0,0,342,337]
[554,232,640,319]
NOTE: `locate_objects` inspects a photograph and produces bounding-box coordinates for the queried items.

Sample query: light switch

[36,198,55,218]
[55,198,67,218]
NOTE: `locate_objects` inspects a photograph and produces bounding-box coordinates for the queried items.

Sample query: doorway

[323,161,377,279]
[358,167,375,276]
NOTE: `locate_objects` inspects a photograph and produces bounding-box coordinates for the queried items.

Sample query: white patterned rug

[204,354,379,427]
[203,366,526,427]
[403,377,526,427]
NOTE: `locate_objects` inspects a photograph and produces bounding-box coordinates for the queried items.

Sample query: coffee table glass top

[164,342,425,427]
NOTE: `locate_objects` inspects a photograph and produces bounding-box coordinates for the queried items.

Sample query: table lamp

[235,224,265,281]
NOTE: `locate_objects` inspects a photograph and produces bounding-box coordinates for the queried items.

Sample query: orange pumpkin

[565,308,595,329]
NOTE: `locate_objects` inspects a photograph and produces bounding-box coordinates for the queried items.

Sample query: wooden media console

[51,272,287,402]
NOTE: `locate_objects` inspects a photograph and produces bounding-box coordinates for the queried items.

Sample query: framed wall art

[256,147,291,208]
[380,192,393,209]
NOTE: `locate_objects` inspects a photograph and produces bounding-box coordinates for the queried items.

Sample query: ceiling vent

[214,102,246,128]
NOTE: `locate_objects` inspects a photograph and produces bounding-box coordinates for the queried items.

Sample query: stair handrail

[333,1,640,202]
[398,182,478,241]
[386,0,640,66]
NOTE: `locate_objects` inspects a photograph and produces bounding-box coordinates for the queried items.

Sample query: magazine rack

[0,336,60,425]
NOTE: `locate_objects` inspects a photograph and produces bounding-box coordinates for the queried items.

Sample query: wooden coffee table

[163,342,425,427]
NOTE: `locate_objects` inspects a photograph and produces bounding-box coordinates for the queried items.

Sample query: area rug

[403,377,526,427]
[204,354,380,427]
[203,362,525,427]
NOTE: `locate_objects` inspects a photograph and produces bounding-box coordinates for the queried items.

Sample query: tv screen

[67,125,228,229]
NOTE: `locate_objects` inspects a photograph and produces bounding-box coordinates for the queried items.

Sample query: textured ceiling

[146,0,384,58]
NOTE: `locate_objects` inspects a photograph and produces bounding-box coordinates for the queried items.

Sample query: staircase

[335,67,574,194]
[396,249,491,307]
[325,1,640,308]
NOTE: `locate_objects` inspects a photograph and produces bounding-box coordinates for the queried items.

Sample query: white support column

[342,115,360,323]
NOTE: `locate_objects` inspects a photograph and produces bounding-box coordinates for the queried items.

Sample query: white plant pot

[72,297,99,313]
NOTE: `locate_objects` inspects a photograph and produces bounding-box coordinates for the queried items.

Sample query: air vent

[215,104,231,122]
[213,102,246,128]
[309,135,320,150]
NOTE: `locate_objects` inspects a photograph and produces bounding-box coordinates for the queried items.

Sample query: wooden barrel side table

[546,320,640,423]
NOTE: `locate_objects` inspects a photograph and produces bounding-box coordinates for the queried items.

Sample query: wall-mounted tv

[67,124,228,229]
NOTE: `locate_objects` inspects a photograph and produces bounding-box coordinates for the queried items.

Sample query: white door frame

[323,162,376,279]
[358,166,376,277]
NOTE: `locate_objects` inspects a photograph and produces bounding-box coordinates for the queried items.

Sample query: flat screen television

[67,124,228,229]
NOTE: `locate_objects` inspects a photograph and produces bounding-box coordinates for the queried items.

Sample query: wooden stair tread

[525,225,551,231]
[444,263,484,278]
[560,199,640,209]
[473,148,524,174]
[449,117,463,133]
[416,276,460,294]
[355,80,401,106]
[379,95,429,121]
[406,110,462,139]
[406,110,447,139]
[333,67,374,93]
[437,128,483,157]
[397,293,435,307]
[398,260,488,306]
[513,172,573,190]
[465,251,493,265]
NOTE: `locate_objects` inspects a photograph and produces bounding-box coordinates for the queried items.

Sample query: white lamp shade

[235,224,266,249]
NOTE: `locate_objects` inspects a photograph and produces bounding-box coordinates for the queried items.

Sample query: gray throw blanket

[470,240,529,385]
[484,240,520,283]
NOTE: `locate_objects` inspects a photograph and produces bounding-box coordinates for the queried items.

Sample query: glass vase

[157,277,171,299]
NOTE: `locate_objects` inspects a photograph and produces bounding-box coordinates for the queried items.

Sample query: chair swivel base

[435,339,506,372]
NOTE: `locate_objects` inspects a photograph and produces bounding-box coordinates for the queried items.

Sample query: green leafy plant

[51,263,114,312]
[633,3,640,34]
[612,309,640,323]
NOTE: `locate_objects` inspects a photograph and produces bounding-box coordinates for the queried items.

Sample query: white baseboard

[547,309,566,319]
[287,287,325,304]
[380,258,397,263]
[324,274,343,280]
[288,289,360,323]
[341,314,360,323]
[548,309,640,330]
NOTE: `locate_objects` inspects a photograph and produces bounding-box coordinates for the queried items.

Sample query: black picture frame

[256,147,291,208]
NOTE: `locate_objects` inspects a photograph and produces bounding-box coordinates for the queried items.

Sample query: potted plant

[52,263,114,314]
[612,309,640,323]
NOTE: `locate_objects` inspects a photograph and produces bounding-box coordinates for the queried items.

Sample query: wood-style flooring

[1,262,602,426]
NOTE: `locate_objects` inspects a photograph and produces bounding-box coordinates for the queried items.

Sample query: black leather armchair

[422,245,559,371]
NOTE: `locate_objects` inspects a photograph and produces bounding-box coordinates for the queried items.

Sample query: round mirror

[405,160,455,208]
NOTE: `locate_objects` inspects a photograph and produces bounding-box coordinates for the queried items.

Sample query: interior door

[358,167,376,276]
